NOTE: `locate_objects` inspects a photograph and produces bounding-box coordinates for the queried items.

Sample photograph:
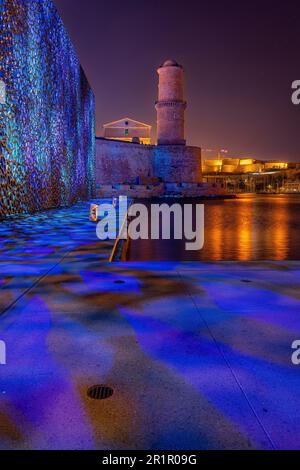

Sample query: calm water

[127,194,300,261]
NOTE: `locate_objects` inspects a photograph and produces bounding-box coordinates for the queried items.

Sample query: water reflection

[128,195,300,261]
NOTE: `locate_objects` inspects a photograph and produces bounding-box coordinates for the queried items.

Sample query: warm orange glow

[264,161,288,170]
[240,163,262,173]
[204,159,223,166]
[203,157,289,174]
[106,137,151,145]
[239,158,256,165]
[266,197,289,259]
[206,205,223,260]
[222,164,237,173]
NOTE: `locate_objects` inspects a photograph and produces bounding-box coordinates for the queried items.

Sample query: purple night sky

[55,0,300,161]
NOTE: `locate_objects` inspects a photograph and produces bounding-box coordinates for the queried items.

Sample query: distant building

[202,158,288,174]
[264,161,288,171]
[103,117,151,145]
[282,182,300,193]
[202,157,300,194]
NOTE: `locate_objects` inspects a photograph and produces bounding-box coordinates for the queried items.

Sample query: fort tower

[155,60,187,145]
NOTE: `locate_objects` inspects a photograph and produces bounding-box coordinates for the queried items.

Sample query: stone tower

[155,59,187,145]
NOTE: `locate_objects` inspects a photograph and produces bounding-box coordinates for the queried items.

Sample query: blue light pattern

[0,0,95,217]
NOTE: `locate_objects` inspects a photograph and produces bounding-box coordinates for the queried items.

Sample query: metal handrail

[109,202,131,262]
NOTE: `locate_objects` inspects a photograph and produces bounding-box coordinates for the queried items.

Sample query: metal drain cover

[114,280,125,284]
[87,385,114,400]
[241,279,252,283]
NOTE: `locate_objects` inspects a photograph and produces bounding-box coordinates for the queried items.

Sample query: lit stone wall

[95,138,202,191]
[0,0,95,217]
[95,138,153,184]
[153,145,202,183]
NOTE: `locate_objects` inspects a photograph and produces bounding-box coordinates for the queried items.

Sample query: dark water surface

[127,195,300,261]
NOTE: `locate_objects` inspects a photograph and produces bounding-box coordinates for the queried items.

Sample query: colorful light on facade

[0,0,95,218]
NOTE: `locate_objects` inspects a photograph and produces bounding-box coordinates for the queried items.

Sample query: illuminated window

[0,80,6,104]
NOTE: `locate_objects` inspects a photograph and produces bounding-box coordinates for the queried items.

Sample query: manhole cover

[114,280,125,284]
[241,279,252,283]
[87,385,114,400]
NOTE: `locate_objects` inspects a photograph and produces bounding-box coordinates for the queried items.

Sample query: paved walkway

[0,202,300,449]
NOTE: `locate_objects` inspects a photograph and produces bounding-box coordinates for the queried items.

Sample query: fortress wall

[95,138,203,193]
[95,138,153,185]
[153,146,202,183]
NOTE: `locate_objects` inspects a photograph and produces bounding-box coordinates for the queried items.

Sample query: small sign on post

[90,204,98,222]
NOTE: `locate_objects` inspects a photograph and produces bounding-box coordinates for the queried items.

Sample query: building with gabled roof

[103,117,151,145]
